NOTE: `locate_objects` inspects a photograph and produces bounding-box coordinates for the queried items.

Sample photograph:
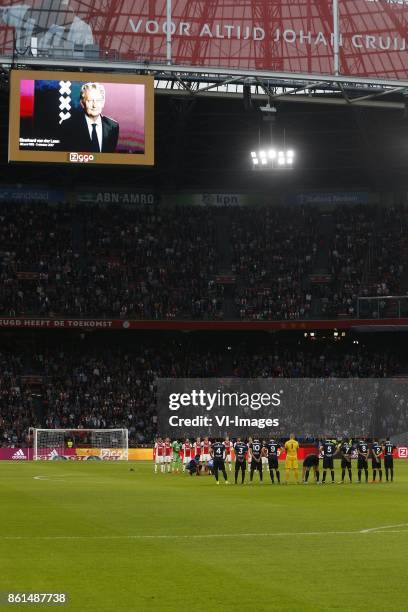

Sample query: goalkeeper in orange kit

[284,433,300,484]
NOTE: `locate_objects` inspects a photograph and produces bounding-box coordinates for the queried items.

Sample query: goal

[31,428,129,461]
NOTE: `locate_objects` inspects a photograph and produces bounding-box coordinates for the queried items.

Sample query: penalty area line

[1,525,408,541]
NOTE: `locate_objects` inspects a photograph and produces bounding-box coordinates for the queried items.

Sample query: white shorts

[262,457,268,465]
[183,456,191,464]
[225,454,232,463]
[201,454,210,463]
[165,456,172,463]
[155,456,164,464]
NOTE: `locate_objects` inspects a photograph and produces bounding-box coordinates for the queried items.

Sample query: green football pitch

[1,461,407,612]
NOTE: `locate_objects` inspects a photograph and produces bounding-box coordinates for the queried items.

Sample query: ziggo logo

[69,152,95,163]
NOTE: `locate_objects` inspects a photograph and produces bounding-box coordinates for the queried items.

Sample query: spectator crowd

[1,201,407,321]
[0,335,401,446]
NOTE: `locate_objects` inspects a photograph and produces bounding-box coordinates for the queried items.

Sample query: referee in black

[211,439,229,485]
[234,437,248,484]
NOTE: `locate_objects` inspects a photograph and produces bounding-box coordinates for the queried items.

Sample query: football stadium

[0,2,408,611]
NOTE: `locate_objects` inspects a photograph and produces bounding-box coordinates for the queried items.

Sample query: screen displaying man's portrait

[9,70,154,166]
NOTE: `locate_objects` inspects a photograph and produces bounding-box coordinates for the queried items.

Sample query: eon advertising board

[1,2,408,81]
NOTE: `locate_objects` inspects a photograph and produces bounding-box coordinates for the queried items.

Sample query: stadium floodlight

[250,119,295,170]
[250,147,296,170]
[31,428,129,460]
[249,128,296,171]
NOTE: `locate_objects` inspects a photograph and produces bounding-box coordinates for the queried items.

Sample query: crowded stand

[327,205,408,318]
[0,333,402,447]
[0,202,407,321]
[0,203,221,320]
[232,207,317,320]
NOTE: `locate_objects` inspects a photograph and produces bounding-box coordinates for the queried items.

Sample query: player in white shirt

[224,436,233,472]
[154,437,165,473]
[164,437,172,472]
[194,437,202,462]
[182,438,193,472]
[261,438,269,470]
[247,436,253,472]
[201,437,211,471]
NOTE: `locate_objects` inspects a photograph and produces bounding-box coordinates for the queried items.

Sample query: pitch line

[360,523,408,533]
[1,525,408,541]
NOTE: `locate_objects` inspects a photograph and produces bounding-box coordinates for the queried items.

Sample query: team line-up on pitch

[154,435,397,485]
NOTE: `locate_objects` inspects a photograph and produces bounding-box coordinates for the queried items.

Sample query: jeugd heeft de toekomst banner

[156,378,408,439]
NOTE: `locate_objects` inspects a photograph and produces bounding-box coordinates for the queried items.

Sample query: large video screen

[9,70,154,166]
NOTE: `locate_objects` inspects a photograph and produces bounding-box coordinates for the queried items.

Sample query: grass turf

[0,460,407,612]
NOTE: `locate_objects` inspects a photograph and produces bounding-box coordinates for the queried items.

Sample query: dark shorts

[213,458,225,469]
[323,457,334,470]
[372,458,382,469]
[235,458,247,470]
[268,457,279,470]
[357,457,368,470]
[384,456,394,468]
[250,458,262,472]
[341,458,352,469]
[303,455,319,468]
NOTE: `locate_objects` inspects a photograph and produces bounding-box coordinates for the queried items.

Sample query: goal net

[31,428,129,461]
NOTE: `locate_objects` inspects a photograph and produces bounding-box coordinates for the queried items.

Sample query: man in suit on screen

[60,82,119,153]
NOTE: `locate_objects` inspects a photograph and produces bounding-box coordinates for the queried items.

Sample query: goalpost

[31,428,129,461]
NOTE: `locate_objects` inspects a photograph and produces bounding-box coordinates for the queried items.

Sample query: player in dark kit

[186,454,201,476]
[320,439,337,483]
[234,437,248,484]
[210,440,229,485]
[302,453,319,483]
[249,438,264,483]
[340,439,353,483]
[357,439,369,483]
[371,439,383,483]
[383,438,395,482]
[266,438,282,483]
